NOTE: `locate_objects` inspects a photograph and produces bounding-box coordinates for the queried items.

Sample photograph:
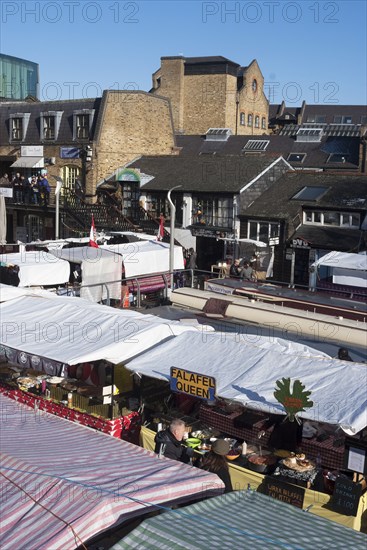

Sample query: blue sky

[1,0,366,105]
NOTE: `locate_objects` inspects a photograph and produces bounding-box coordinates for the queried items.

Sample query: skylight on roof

[296,127,323,142]
[327,154,349,163]
[292,186,329,201]
[288,153,306,162]
[205,128,232,141]
[243,140,269,151]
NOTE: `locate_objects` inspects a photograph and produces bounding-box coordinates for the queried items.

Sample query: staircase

[61,191,183,248]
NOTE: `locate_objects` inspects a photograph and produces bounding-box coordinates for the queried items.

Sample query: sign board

[291,237,311,249]
[330,477,362,517]
[262,476,305,509]
[269,237,279,246]
[344,437,367,475]
[170,367,216,400]
[60,147,80,159]
[21,145,44,157]
[0,188,13,198]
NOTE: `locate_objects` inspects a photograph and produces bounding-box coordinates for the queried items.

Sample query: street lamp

[167,185,182,292]
[52,176,64,240]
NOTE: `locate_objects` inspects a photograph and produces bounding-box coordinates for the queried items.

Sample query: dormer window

[40,111,63,141]
[73,109,95,141]
[9,113,31,142]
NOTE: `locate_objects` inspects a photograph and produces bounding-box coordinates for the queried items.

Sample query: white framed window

[73,109,95,140]
[9,113,30,142]
[40,111,63,141]
[248,220,280,241]
[255,115,260,128]
[61,165,80,195]
[303,210,360,228]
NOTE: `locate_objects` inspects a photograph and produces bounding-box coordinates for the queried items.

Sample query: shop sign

[60,147,80,159]
[330,477,362,517]
[205,282,234,295]
[262,476,305,509]
[21,145,44,157]
[291,237,311,249]
[170,367,216,400]
[190,227,234,239]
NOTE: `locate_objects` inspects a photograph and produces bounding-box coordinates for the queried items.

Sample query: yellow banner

[170,367,216,400]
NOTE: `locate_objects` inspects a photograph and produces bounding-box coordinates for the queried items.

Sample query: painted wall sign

[170,367,216,400]
[291,237,311,249]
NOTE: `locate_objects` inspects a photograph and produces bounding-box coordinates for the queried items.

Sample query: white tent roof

[0,251,70,287]
[125,331,367,434]
[101,241,184,278]
[0,295,197,365]
[0,393,222,550]
[50,246,123,302]
[312,251,367,270]
[0,283,59,302]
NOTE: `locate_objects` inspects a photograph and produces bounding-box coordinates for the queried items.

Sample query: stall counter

[140,426,367,533]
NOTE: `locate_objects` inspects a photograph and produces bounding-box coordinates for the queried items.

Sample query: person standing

[39,174,50,207]
[12,172,22,203]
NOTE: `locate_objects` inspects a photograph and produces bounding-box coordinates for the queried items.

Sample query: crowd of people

[0,172,50,206]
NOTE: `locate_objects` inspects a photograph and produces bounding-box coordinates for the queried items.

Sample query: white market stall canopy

[101,240,184,278]
[0,283,59,302]
[0,393,222,550]
[49,246,123,302]
[125,331,367,434]
[312,251,367,270]
[0,251,70,287]
[0,295,197,365]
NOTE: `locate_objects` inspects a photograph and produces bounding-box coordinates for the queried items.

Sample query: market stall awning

[0,251,70,287]
[115,489,367,550]
[0,294,198,365]
[10,156,44,168]
[0,393,223,550]
[311,251,367,270]
[101,241,184,278]
[0,283,60,302]
[50,246,123,302]
[125,331,367,434]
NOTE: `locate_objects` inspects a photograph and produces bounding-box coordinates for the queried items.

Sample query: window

[61,165,80,195]
[243,140,269,151]
[252,79,257,93]
[73,109,95,141]
[40,111,63,141]
[261,117,266,129]
[240,112,245,126]
[306,115,326,123]
[42,116,55,140]
[292,186,328,201]
[247,113,253,127]
[296,127,323,142]
[288,153,306,163]
[255,116,260,128]
[192,196,233,228]
[361,116,367,125]
[248,220,280,241]
[9,113,31,142]
[333,115,352,124]
[303,210,359,228]
[11,117,23,141]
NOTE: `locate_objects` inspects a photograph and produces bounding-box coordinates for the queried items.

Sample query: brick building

[151,56,269,136]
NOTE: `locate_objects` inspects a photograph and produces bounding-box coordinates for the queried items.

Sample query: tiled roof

[128,154,280,193]
[290,225,364,251]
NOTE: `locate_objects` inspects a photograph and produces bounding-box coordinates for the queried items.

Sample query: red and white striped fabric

[89,215,98,248]
[0,394,223,550]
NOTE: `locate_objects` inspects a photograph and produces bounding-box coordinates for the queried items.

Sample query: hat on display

[212,439,231,456]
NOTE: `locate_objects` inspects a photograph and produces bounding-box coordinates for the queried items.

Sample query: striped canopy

[115,490,367,550]
[0,394,223,550]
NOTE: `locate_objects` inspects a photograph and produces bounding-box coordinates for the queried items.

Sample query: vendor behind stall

[200,439,233,493]
[154,419,193,463]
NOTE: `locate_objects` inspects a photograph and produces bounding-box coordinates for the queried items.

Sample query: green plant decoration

[274,378,313,422]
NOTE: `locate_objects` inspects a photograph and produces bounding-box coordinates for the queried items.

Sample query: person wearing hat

[200,439,233,493]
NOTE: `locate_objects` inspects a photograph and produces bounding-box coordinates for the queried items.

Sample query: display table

[0,382,141,443]
[140,426,367,532]
[199,404,345,471]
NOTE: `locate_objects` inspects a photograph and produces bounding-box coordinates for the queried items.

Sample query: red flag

[89,215,99,248]
[157,214,164,241]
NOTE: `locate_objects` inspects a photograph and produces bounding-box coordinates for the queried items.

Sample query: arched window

[60,165,80,196]
[261,117,266,129]
[240,112,245,126]
[247,114,253,127]
[255,116,260,128]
